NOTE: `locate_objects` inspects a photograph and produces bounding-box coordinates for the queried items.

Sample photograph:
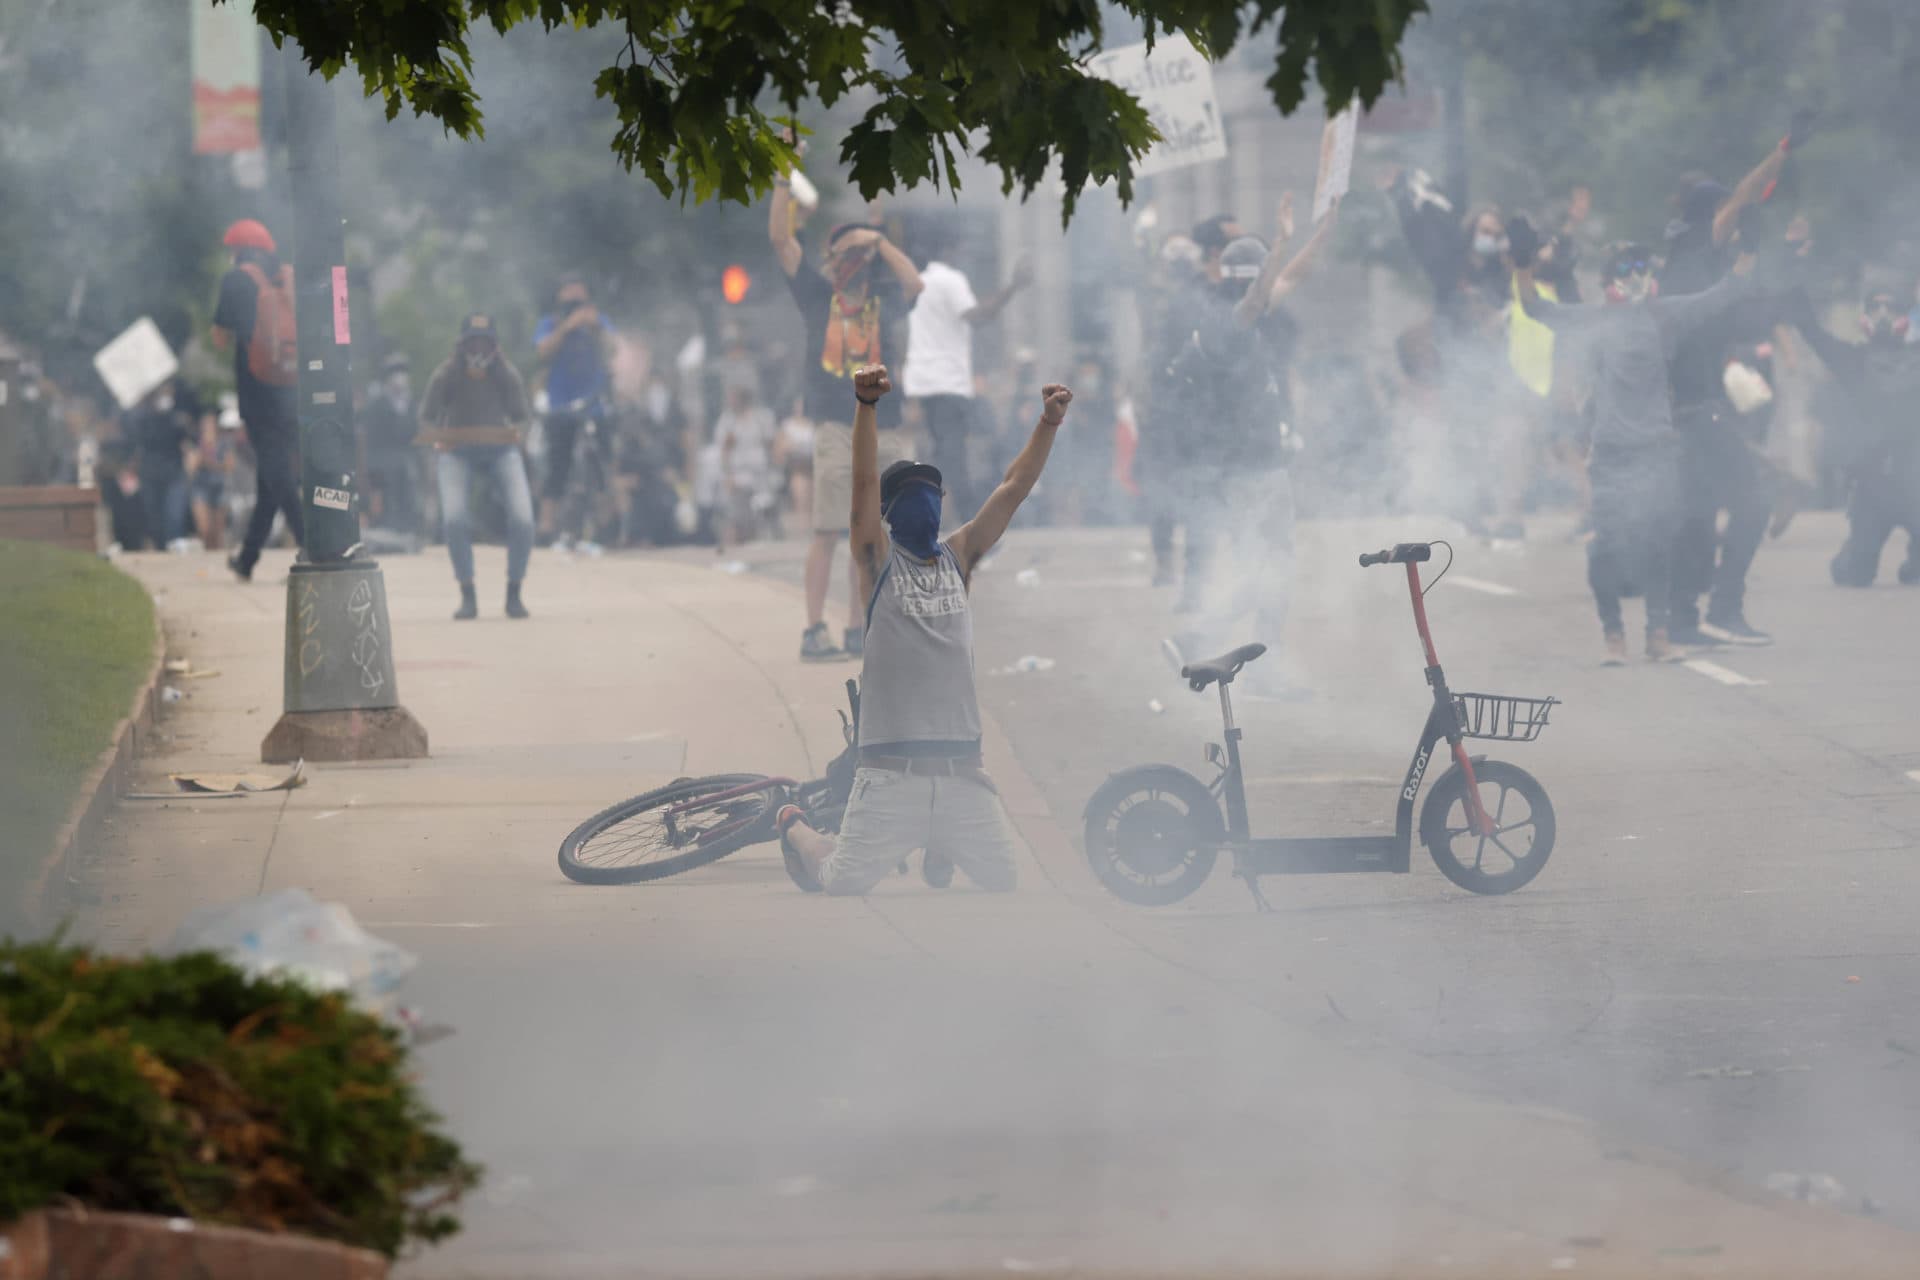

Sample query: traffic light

[721,263,751,304]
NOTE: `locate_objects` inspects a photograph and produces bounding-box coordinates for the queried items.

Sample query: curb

[21,581,167,932]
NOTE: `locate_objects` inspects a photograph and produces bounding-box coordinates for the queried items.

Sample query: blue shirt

[534,312,614,407]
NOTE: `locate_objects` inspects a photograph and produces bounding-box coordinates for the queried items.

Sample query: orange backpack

[238,261,299,386]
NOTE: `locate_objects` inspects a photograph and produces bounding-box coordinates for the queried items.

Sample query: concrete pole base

[262,706,429,764]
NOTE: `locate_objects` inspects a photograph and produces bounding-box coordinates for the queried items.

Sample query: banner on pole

[1088,35,1227,178]
[192,2,262,154]
[1313,105,1358,223]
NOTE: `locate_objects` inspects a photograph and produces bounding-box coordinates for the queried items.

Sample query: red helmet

[222,219,276,253]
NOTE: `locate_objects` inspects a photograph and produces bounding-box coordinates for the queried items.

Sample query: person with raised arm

[777,364,1072,895]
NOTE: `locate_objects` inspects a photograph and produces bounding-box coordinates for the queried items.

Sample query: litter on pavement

[127,758,308,800]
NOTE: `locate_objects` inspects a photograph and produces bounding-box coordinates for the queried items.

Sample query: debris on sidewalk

[1685,1063,1809,1080]
[1765,1171,1847,1205]
[1014,567,1041,587]
[1148,698,1165,714]
[993,655,1055,675]
[161,887,417,1017]
[716,559,750,575]
[160,685,185,704]
[130,758,308,800]
[163,657,222,680]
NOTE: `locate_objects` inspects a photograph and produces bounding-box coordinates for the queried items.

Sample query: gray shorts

[811,421,908,534]
[818,767,1021,895]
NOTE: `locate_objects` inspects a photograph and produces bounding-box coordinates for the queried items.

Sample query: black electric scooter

[1084,542,1560,909]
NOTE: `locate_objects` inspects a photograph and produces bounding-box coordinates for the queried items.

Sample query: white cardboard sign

[93,317,179,410]
[1313,104,1358,223]
[1088,35,1228,178]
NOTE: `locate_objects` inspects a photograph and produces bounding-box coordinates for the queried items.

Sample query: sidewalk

[76,542,1920,1279]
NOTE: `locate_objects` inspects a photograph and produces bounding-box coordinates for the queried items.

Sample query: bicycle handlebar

[1357,542,1433,569]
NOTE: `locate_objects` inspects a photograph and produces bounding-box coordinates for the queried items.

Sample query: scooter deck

[1232,835,1405,876]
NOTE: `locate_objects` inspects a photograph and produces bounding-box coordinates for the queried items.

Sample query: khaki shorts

[812,421,908,534]
[817,767,1021,895]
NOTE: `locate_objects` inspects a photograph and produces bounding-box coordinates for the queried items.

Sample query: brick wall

[0,485,99,552]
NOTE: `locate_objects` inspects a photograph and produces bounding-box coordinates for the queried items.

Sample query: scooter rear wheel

[1084,766,1223,906]
[1421,759,1556,895]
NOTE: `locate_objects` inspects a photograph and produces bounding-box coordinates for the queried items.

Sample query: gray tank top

[858,542,982,753]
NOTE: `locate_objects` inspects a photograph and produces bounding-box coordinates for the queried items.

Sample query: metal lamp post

[260,49,427,763]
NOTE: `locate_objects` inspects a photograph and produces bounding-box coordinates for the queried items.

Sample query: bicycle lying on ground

[1084,541,1561,909]
[557,682,860,884]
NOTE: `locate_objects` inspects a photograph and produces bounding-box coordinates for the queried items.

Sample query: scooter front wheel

[1083,765,1223,906]
[1420,759,1556,895]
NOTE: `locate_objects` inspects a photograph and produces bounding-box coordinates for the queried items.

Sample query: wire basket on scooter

[1452,691,1559,742]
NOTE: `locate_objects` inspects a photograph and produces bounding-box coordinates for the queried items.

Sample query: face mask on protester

[1472,232,1509,259]
[883,484,942,560]
[386,373,412,402]
[462,344,494,377]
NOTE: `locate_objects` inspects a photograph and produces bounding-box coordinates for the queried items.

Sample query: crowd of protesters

[20,105,1915,669]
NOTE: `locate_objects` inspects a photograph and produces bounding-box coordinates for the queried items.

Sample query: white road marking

[1450,575,1520,597]
[1683,658,1768,687]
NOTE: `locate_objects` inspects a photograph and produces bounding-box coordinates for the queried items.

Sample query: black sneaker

[800,622,843,663]
[454,583,478,621]
[1702,614,1771,646]
[922,850,955,889]
[1665,625,1723,648]
[227,553,252,583]
[505,582,530,620]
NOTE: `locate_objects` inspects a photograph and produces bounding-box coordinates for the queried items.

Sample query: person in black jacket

[1787,285,1920,586]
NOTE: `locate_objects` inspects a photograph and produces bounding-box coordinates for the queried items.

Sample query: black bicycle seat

[1182,643,1269,691]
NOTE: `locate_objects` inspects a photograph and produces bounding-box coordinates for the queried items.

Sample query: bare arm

[848,365,891,606]
[1712,142,1788,246]
[948,384,1072,575]
[873,235,923,302]
[1253,198,1340,318]
[768,181,804,278]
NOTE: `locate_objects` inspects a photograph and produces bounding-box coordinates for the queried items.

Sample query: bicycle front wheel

[559,773,781,884]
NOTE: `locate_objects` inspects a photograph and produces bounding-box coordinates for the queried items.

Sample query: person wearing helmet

[1511,217,1775,665]
[418,313,536,619]
[776,364,1073,895]
[1158,193,1340,697]
[210,218,304,581]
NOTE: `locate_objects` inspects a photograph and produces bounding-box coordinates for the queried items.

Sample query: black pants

[542,411,588,501]
[1589,445,1679,639]
[1832,465,1920,586]
[365,453,421,536]
[1670,413,1769,630]
[916,395,977,521]
[235,421,305,573]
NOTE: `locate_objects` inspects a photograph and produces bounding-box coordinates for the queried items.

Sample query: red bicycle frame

[1404,561,1496,838]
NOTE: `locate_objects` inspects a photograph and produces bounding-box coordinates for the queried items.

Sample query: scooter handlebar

[1357,542,1433,568]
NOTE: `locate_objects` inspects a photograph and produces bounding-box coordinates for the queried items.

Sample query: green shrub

[0,939,480,1256]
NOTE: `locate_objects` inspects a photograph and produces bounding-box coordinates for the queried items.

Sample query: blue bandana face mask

[884,485,942,560]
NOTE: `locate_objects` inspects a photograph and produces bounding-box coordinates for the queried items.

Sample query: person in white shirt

[903,224,1032,519]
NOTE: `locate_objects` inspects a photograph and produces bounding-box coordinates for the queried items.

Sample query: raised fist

[853,365,892,400]
[1040,384,1073,425]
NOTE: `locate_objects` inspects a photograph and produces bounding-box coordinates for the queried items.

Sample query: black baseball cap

[880,459,943,507]
[459,313,497,341]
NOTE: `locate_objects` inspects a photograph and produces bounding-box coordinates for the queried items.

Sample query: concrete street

[69,507,1920,1277]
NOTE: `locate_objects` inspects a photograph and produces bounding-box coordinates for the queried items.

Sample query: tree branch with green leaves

[234,0,1426,222]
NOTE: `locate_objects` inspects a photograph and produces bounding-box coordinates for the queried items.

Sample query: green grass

[0,541,154,928]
